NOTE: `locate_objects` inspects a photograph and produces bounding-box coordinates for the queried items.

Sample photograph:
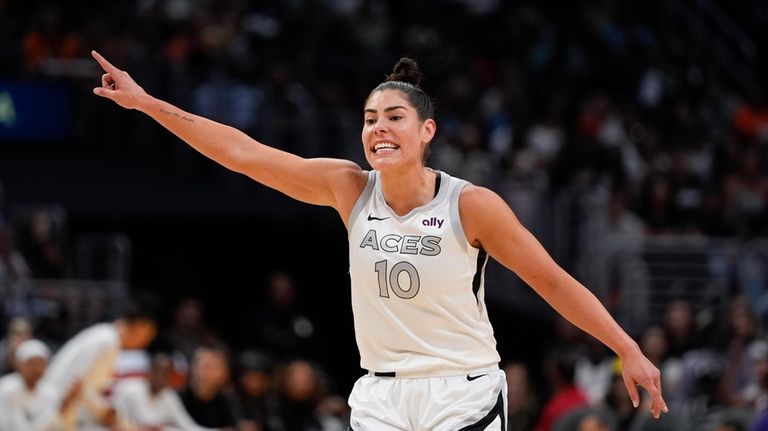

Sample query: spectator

[0,339,81,430]
[432,118,498,187]
[638,324,683,403]
[0,317,33,376]
[743,340,768,413]
[575,414,613,431]
[248,271,317,360]
[111,351,214,430]
[505,360,539,431]
[603,366,639,430]
[273,359,340,431]
[535,347,589,431]
[0,222,30,288]
[13,208,68,279]
[234,349,278,431]
[663,299,699,360]
[717,296,763,408]
[163,297,221,366]
[179,342,240,430]
[574,337,616,407]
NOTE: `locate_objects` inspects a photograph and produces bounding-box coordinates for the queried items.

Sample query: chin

[368,155,406,171]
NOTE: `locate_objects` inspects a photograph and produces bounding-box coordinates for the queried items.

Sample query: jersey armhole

[347,170,376,233]
[449,179,474,253]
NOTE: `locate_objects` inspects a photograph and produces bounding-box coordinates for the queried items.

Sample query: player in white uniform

[37,296,158,430]
[91,51,669,430]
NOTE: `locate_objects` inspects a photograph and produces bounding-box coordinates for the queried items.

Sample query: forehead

[365,89,413,111]
[21,356,47,366]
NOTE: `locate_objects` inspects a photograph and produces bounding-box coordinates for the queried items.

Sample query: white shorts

[348,369,507,431]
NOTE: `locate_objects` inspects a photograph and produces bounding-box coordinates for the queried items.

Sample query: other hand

[91,50,148,110]
[620,349,669,419]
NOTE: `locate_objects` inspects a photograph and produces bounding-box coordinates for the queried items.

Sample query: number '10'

[375,260,420,299]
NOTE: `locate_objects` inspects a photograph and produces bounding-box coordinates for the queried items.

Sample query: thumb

[623,374,640,408]
[93,87,117,98]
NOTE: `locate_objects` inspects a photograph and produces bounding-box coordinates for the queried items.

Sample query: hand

[620,349,669,419]
[91,50,148,110]
[59,379,82,415]
[100,406,118,427]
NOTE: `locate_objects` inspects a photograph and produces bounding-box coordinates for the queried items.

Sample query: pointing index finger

[91,50,120,74]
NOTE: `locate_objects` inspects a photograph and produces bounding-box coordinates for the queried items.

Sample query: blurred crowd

[1,0,767,238]
[4,257,768,430]
[1,0,768,430]
[0,266,350,431]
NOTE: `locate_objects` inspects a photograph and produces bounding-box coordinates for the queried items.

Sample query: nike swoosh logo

[367,214,389,221]
[466,373,487,381]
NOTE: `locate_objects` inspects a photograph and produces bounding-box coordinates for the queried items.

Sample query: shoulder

[318,158,367,185]
[458,184,516,247]
[343,164,370,192]
[89,323,120,343]
[336,167,373,225]
[0,373,22,395]
[458,183,506,211]
[67,323,120,351]
[112,376,145,393]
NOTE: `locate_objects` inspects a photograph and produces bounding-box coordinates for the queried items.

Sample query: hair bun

[386,57,424,87]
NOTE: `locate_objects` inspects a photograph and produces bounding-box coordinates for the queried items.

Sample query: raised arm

[459,185,669,419]
[91,51,366,217]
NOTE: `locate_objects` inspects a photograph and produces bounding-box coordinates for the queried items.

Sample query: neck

[23,378,37,391]
[193,382,218,401]
[379,167,437,216]
[150,383,163,396]
[115,320,131,349]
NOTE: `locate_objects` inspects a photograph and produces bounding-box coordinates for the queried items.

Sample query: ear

[421,118,436,144]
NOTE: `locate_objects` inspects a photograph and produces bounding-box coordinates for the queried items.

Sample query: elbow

[224,151,247,173]
[222,142,254,173]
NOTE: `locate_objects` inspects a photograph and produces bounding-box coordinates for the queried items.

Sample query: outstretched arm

[91,51,366,216]
[460,185,669,418]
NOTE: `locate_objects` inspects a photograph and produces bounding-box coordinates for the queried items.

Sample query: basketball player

[37,295,158,430]
[91,51,668,430]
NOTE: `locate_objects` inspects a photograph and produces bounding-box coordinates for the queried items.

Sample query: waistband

[365,364,499,379]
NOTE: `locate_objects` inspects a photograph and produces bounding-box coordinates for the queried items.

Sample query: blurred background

[1,0,768,430]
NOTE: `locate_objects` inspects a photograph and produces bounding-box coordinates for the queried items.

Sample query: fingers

[101,73,115,89]
[93,86,117,99]
[648,375,669,418]
[622,374,640,408]
[91,50,121,75]
[624,375,669,420]
[93,51,120,98]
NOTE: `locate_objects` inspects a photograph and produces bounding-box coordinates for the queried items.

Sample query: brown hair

[369,57,434,121]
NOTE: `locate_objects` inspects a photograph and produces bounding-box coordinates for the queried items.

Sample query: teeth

[374,142,398,152]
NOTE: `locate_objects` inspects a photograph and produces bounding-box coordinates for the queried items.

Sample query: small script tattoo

[160,107,195,123]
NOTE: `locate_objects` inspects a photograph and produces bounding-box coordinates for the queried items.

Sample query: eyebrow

[364,105,407,114]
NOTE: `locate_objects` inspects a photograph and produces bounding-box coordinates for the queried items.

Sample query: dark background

[1,0,767,397]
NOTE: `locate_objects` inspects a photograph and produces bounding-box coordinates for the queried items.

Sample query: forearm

[542,269,639,358]
[136,95,256,173]
[92,51,358,207]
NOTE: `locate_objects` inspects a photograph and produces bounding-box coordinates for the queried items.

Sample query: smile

[373,142,399,153]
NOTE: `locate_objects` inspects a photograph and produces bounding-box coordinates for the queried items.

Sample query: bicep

[460,186,566,294]
[232,142,366,210]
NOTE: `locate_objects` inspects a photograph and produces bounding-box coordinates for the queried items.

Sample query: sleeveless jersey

[347,170,501,376]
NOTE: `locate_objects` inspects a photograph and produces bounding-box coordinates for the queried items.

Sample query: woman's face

[362,89,435,172]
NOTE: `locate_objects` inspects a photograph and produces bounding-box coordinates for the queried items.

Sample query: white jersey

[111,377,215,431]
[348,170,500,377]
[38,323,120,430]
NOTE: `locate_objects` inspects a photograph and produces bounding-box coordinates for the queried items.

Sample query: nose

[374,121,388,134]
